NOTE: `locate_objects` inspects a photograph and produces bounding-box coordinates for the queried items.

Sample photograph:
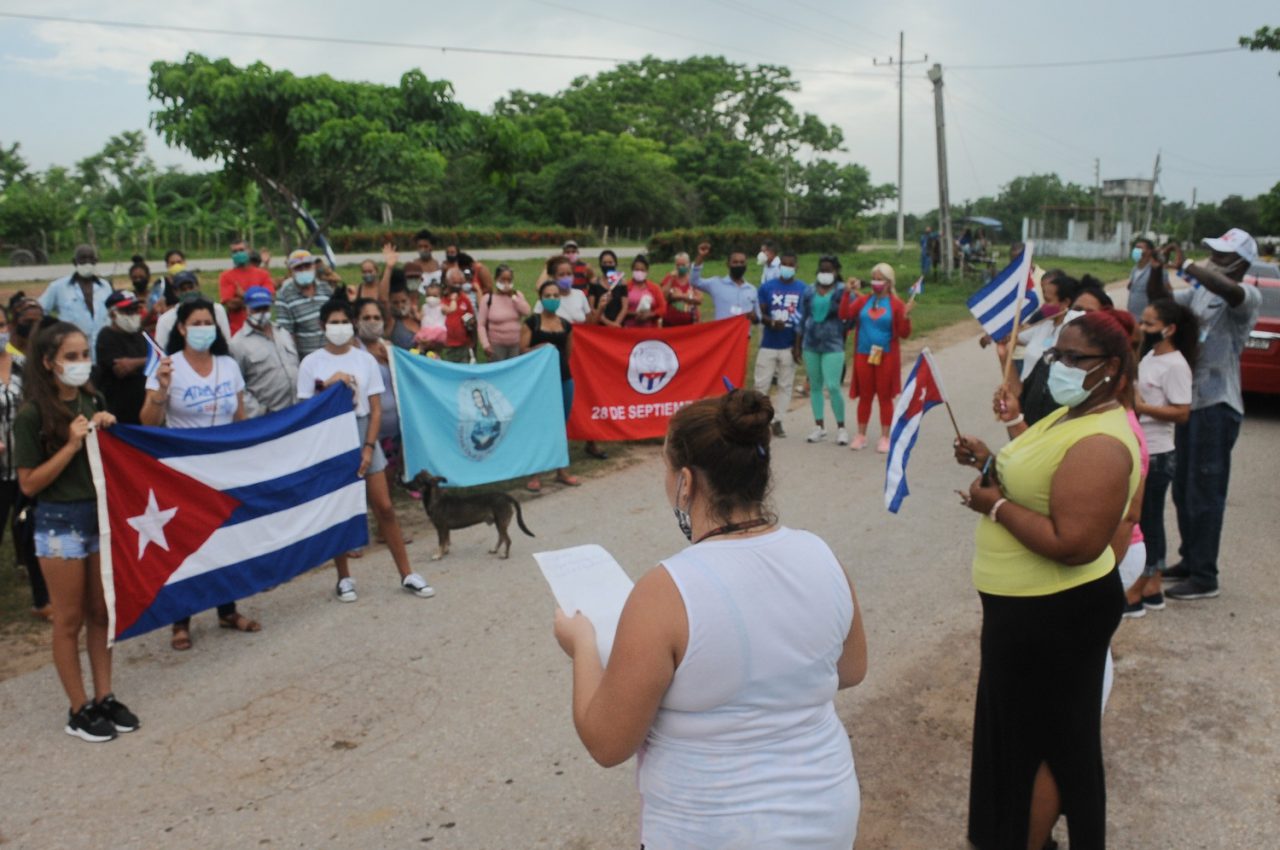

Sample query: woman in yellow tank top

[953,311,1140,850]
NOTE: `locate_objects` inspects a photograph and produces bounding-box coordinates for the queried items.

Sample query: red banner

[567,316,750,441]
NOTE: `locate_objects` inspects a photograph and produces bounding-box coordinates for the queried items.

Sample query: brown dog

[409,472,535,560]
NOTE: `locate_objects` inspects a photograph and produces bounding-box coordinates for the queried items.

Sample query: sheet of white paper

[534,544,635,667]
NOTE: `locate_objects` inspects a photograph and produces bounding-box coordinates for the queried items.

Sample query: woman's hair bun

[131,254,146,264]
[716,389,774,447]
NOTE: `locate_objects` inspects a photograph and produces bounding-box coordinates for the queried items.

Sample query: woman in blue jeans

[1132,299,1197,611]
[14,322,139,742]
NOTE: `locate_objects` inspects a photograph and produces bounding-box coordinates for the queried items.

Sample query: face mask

[779,266,796,280]
[294,270,316,286]
[1047,360,1105,408]
[131,278,148,291]
[673,477,693,542]
[1062,309,1087,326]
[541,297,561,313]
[462,282,474,294]
[1041,302,1062,319]
[391,305,410,318]
[728,265,747,281]
[186,325,217,352]
[167,262,186,276]
[756,251,769,266]
[556,276,574,291]
[407,277,425,292]
[325,324,354,346]
[425,295,442,307]
[231,250,250,267]
[0,332,9,350]
[496,281,513,292]
[676,264,689,276]
[358,319,383,342]
[115,313,142,334]
[57,360,93,388]
[810,292,832,323]
[816,272,835,287]
[632,270,647,283]
[446,254,458,264]
[565,252,579,263]
[15,320,34,337]
[75,263,97,279]
[871,281,888,293]
[247,310,271,329]
[601,265,617,276]
[418,250,432,260]
[1131,247,1144,263]
[361,272,377,285]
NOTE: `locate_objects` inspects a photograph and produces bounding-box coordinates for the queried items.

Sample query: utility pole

[1143,150,1160,235]
[1093,158,1102,240]
[927,64,953,276]
[1189,187,1198,242]
[875,34,928,254]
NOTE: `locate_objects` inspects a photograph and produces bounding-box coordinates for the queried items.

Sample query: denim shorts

[34,499,100,560]
[355,415,388,475]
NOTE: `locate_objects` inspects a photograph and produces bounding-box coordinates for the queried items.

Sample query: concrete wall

[1022,217,1129,260]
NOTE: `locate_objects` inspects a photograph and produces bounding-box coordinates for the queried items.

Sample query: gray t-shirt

[1127,263,1152,319]
[1173,283,1261,414]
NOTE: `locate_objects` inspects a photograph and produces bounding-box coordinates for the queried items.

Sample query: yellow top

[973,405,1140,597]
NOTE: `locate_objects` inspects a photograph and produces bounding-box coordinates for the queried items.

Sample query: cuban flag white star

[126,489,178,560]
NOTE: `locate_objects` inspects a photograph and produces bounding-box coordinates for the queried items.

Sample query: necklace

[694,516,773,544]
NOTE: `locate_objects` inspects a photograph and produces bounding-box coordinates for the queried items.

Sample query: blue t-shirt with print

[758,278,808,349]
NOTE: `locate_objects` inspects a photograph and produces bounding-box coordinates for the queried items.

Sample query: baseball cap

[105,290,140,310]
[244,286,274,309]
[562,239,579,251]
[287,249,315,269]
[172,270,200,289]
[1202,228,1258,264]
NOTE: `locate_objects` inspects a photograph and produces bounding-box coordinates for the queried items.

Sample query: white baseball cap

[1202,228,1258,264]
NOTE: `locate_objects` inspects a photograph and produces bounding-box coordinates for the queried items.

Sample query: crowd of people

[2,222,1264,847]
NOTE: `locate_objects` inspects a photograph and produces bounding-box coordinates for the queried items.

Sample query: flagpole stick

[1001,287,1026,386]
[944,400,964,442]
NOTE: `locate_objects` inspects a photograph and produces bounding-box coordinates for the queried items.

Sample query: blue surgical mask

[673,477,693,542]
[294,270,316,286]
[779,266,796,280]
[1047,360,1103,408]
[541,297,561,313]
[186,325,217,352]
[1131,247,1144,263]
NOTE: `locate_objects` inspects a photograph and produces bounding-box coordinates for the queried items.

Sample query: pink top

[1126,409,1150,544]
[477,290,532,348]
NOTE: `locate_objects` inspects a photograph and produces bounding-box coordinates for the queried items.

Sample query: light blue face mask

[294,270,316,286]
[779,266,796,281]
[186,325,217,352]
[1047,360,1104,407]
[1131,247,1144,263]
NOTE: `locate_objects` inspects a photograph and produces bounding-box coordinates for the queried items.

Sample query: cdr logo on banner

[627,341,680,395]
[455,379,514,460]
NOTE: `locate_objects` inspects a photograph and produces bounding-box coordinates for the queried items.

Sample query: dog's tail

[508,494,535,537]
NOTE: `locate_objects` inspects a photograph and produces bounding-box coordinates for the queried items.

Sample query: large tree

[149,53,470,246]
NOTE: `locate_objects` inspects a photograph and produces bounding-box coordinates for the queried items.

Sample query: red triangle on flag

[97,430,241,637]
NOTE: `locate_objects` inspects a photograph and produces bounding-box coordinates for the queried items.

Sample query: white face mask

[357,319,383,342]
[325,324,354,346]
[425,295,442,307]
[816,272,835,287]
[115,313,142,334]
[496,281,513,292]
[756,251,768,266]
[247,310,271,328]
[75,263,98,279]
[57,360,93,387]
[632,270,648,283]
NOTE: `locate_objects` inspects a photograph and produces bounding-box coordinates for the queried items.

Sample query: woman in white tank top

[554,389,868,849]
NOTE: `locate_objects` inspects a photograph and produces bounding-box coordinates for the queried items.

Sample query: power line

[769,0,891,53]
[950,46,1243,71]
[703,0,875,59]
[526,0,757,60]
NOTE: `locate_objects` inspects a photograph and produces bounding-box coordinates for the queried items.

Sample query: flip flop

[218,613,262,633]
[171,627,192,651]
[555,474,581,487]
[526,479,543,492]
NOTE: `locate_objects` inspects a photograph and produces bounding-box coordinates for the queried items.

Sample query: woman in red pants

[839,262,914,452]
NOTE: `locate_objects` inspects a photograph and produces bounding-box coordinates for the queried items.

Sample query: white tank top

[638,526,859,849]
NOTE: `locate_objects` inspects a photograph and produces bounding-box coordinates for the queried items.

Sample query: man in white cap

[1165,228,1262,601]
[275,249,334,359]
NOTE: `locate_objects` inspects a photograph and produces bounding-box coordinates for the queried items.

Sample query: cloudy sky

[2,0,1277,216]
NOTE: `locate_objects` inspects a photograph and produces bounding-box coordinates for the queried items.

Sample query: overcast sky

[2,0,1277,216]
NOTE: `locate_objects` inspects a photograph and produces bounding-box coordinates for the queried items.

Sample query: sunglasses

[1042,348,1108,369]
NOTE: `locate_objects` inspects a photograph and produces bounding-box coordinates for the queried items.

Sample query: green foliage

[328,226,596,253]
[1240,25,1280,74]
[646,226,861,262]
[1258,181,1280,235]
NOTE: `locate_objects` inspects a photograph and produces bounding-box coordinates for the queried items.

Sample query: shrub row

[646,226,861,262]
[328,226,597,253]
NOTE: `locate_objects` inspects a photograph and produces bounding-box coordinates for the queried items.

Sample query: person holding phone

[838,262,914,453]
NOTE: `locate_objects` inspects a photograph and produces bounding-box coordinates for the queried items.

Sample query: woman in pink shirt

[477,264,531,362]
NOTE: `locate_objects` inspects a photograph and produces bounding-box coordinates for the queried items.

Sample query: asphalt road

[2,328,1277,849]
[0,248,632,284]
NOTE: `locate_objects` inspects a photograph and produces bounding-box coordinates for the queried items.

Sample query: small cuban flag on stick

[142,331,165,378]
[884,348,962,513]
[908,276,924,301]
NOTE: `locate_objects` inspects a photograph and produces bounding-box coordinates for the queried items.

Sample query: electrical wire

[949,46,1243,71]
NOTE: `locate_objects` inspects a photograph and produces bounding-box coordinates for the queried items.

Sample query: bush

[329,226,597,253]
[646,226,862,262]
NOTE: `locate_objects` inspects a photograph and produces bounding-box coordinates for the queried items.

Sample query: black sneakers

[1165,581,1220,601]
[1162,561,1190,581]
[96,694,140,733]
[65,703,117,743]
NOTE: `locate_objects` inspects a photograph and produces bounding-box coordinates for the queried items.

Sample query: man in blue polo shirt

[755,251,807,437]
[690,242,760,323]
[38,243,114,355]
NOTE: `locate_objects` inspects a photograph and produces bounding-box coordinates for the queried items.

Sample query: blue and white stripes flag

[884,348,948,513]
[88,385,367,642]
[966,242,1038,340]
[391,346,570,488]
[142,332,163,377]
[908,276,924,298]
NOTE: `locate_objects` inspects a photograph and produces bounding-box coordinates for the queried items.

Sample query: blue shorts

[34,499,100,560]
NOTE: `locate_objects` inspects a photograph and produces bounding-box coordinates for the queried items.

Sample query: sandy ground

[2,321,1278,849]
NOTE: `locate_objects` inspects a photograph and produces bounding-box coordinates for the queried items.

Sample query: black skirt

[968,568,1123,850]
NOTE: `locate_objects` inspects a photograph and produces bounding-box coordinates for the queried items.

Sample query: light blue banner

[390,346,570,487]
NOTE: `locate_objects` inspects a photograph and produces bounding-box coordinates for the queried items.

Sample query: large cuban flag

[966,241,1039,341]
[87,385,368,642]
[884,348,948,513]
[390,345,569,488]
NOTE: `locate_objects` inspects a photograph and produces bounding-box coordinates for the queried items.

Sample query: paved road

[2,327,1277,848]
[0,247,636,284]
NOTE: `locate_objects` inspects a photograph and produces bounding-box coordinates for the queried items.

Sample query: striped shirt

[0,357,24,481]
[275,278,334,360]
